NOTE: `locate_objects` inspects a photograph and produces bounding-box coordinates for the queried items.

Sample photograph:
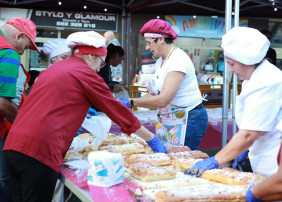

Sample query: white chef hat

[221,27,270,65]
[66,31,107,56]
[43,38,71,58]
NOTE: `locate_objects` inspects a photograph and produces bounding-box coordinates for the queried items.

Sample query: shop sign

[165,15,248,39]
[31,10,117,31]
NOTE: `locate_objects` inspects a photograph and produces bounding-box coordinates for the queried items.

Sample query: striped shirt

[0,29,19,98]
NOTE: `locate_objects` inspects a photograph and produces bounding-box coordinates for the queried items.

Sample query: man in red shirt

[3,31,167,202]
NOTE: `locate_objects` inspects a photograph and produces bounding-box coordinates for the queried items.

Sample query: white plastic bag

[81,116,111,147]
[113,85,129,98]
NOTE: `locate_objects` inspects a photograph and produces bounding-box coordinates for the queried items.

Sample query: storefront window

[29,42,49,71]
[37,29,58,38]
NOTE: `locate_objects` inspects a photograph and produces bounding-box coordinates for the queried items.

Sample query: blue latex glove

[116,98,131,108]
[245,185,263,202]
[232,150,249,169]
[76,127,83,136]
[88,107,98,116]
[146,136,168,153]
[184,156,219,176]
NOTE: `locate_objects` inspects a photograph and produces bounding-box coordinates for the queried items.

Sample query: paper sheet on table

[81,116,111,147]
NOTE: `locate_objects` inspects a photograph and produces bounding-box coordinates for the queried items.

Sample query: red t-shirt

[4,56,141,172]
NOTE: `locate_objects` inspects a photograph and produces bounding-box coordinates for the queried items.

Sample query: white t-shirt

[152,48,202,108]
[236,59,282,176]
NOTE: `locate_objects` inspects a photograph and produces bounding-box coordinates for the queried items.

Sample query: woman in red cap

[128,19,208,150]
[3,31,167,202]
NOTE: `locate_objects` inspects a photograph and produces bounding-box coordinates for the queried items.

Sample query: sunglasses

[99,56,106,68]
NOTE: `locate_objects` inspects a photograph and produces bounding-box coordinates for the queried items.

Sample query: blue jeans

[0,135,13,202]
[184,107,208,150]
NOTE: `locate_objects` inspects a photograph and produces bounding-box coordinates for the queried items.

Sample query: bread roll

[172,158,203,172]
[99,143,145,156]
[124,153,171,167]
[155,185,248,202]
[127,162,176,182]
[166,145,191,153]
[201,167,266,185]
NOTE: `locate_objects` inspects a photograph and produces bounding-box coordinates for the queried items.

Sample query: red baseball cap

[6,17,40,52]
[140,19,178,40]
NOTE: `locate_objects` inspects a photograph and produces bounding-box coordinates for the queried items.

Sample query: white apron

[236,92,280,177]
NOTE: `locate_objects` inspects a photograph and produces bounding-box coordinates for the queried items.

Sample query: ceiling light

[58,1,62,5]
[193,15,196,19]
[104,8,107,12]
[83,5,87,9]
[274,7,277,11]
[157,16,160,19]
[272,2,275,5]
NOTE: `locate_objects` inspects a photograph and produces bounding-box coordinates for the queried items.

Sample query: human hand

[245,185,263,202]
[117,98,131,108]
[146,135,168,153]
[232,150,249,169]
[184,156,219,176]
[87,107,97,116]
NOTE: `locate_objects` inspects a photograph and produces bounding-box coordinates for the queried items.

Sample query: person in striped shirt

[0,17,40,202]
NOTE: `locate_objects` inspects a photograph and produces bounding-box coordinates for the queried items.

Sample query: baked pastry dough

[100,133,129,146]
[78,145,98,158]
[201,167,266,185]
[172,159,266,185]
[168,151,193,160]
[99,143,145,156]
[127,133,148,147]
[155,184,248,202]
[64,151,83,161]
[127,162,176,182]
[64,145,98,161]
[166,145,191,153]
[144,146,154,154]
[190,150,209,159]
[124,153,171,167]
[169,150,209,160]
[172,158,203,172]
[124,171,214,190]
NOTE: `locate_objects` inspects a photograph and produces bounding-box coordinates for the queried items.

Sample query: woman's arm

[215,129,262,165]
[132,71,185,109]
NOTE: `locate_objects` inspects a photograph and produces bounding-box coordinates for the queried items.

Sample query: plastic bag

[113,85,129,98]
[81,116,111,147]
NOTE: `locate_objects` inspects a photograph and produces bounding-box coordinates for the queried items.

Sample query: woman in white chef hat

[185,27,282,178]
[43,38,72,64]
[245,121,282,202]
